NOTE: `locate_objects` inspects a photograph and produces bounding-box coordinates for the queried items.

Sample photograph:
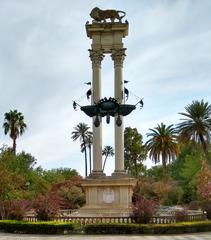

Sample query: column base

[112,170,130,178]
[88,171,106,179]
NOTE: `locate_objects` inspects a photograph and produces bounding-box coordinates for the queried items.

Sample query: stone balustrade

[23,213,206,225]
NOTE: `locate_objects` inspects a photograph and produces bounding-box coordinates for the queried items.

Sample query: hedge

[84,221,211,234]
[1,220,211,235]
[0,220,79,234]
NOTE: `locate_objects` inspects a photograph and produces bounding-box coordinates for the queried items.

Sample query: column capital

[89,49,104,68]
[111,48,126,67]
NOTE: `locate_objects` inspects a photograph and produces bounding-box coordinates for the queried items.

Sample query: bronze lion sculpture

[90,7,126,23]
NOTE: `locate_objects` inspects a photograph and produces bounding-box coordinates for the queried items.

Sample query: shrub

[131,196,158,224]
[196,162,211,201]
[133,179,157,201]
[2,199,32,220]
[134,179,183,206]
[0,220,77,234]
[188,201,201,210]
[152,181,183,205]
[174,209,188,222]
[58,185,85,209]
[201,201,211,220]
[33,193,61,221]
[84,221,211,234]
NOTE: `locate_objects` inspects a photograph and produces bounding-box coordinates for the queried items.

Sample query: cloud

[0,0,211,176]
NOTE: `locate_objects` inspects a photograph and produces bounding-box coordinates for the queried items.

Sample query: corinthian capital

[89,49,104,68]
[111,48,126,67]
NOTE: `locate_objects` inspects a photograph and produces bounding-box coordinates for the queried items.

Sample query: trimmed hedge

[1,220,211,235]
[84,221,211,234]
[0,220,79,234]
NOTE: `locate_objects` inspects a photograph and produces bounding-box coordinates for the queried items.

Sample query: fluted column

[111,48,126,174]
[89,49,105,176]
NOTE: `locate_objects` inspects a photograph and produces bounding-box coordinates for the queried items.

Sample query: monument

[74,7,142,217]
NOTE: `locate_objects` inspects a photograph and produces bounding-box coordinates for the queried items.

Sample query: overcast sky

[0,0,211,176]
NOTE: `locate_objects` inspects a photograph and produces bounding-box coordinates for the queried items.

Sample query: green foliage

[102,146,114,171]
[134,179,183,205]
[146,123,179,179]
[42,168,78,184]
[124,127,147,178]
[84,221,211,234]
[71,122,92,177]
[168,144,203,203]
[1,219,211,235]
[177,99,211,164]
[0,148,52,200]
[0,220,77,234]
[59,185,85,209]
[147,166,164,181]
[3,110,27,153]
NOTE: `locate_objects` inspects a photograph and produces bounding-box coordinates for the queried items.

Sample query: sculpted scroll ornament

[89,49,104,68]
[111,48,126,67]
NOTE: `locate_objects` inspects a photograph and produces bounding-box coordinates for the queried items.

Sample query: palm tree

[146,123,179,179]
[3,109,27,154]
[71,123,92,177]
[177,100,211,165]
[102,146,114,171]
[81,134,93,175]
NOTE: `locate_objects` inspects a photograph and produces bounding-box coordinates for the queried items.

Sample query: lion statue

[90,7,126,23]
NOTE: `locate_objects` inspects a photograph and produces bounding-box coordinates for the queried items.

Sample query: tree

[42,168,78,184]
[146,123,179,179]
[71,123,92,177]
[0,147,50,199]
[177,100,211,165]
[82,134,93,175]
[124,127,147,178]
[102,146,114,171]
[3,110,27,154]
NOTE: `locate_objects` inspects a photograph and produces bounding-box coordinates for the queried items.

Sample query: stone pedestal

[78,177,136,217]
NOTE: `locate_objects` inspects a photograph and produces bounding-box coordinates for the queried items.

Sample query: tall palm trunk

[199,133,211,165]
[102,154,108,171]
[88,144,92,174]
[82,136,88,177]
[162,154,167,181]
[84,145,88,177]
[12,137,16,154]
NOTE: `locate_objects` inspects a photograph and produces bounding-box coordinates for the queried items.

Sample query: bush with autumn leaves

[33,176,85,220]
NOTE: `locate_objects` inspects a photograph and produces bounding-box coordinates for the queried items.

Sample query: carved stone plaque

[102,188,115,203]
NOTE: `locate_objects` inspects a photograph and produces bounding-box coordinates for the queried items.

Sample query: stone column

[89,49,105,176]
[111,48,126,175]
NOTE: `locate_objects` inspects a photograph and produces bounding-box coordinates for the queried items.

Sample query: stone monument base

[75,176,136,217]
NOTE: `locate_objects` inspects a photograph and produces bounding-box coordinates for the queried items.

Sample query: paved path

[0,233,211,240]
